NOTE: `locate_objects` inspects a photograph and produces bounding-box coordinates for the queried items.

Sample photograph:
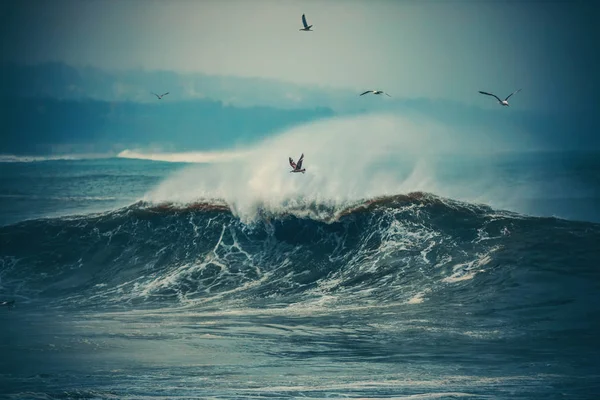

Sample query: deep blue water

[1,154,599,399]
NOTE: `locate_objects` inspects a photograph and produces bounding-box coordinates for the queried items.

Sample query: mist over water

[0,112,597,225]
[141,113,541,222]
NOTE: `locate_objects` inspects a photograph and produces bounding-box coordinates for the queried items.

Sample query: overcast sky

[1,0,598,111]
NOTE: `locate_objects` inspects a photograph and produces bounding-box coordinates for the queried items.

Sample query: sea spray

[140,113,528,223]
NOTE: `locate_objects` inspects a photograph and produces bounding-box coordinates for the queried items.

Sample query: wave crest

[139,113,539,223]
[140,192,502,224]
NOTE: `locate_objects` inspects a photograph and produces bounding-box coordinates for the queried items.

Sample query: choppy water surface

[1,155,599,399]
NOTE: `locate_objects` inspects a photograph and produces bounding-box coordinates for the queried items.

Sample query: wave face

[2,193,599,320]
[2,192,600,399]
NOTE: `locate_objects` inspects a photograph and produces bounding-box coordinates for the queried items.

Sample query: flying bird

[300,14,313,31]
[289,153,306,174]
[152,92,170,100]
[478,89,521,106]
[360,90,391,97]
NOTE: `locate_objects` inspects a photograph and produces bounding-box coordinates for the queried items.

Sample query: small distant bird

[300,14,313,31]
[478,89,521,106]
[152,92,170,100]
[360,90,391,97]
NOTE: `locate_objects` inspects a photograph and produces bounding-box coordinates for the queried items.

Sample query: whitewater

[1,114,600,399]
[135,113,541,223]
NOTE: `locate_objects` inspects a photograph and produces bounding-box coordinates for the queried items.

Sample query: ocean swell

[1,193,598,323]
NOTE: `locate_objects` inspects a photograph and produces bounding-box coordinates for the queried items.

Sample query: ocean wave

[1,114,598,320]
[1,191,598,317]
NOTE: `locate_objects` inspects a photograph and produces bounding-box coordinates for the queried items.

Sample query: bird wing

[504,88,521,101]
[162,92,170,97]
[385,92,391,97]
[151,92,159,98]
[289,157,297,169]
[296,153,304,170]
[360,91,372,96]
[478,91,502,102]
[302,14,308,28]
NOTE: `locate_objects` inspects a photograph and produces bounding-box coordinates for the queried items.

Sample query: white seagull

[360,90,391,97]
[152,92,170,100]
[300,14,313,31]
[478,89,521,107]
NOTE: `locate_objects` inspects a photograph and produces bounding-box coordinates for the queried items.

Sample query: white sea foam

[140,113,528,222]
[117,149,249,163]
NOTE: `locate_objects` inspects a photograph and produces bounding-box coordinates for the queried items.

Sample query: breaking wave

[1,192,598,324]
[134,112,550,224]
[1,114,598,335]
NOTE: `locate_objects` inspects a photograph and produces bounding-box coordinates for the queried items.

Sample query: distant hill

[0,96,335,155]
[0,62,597,153]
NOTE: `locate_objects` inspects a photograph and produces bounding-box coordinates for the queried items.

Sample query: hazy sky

[1,0,598,111]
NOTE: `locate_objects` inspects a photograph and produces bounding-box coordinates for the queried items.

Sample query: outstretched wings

[504,88,521,101]
[296,153,304,170]
[302,14,309,28]
[360,90,373,96]
[478,91,502,102]
[289,154,304,170]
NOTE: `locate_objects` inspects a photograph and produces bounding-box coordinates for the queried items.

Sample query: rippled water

[1,155,599,399]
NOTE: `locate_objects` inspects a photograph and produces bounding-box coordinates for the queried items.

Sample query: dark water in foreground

[0,155,599,399]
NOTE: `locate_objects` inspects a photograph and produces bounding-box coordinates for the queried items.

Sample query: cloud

[284,92,303,103]
[5,1,597,112]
